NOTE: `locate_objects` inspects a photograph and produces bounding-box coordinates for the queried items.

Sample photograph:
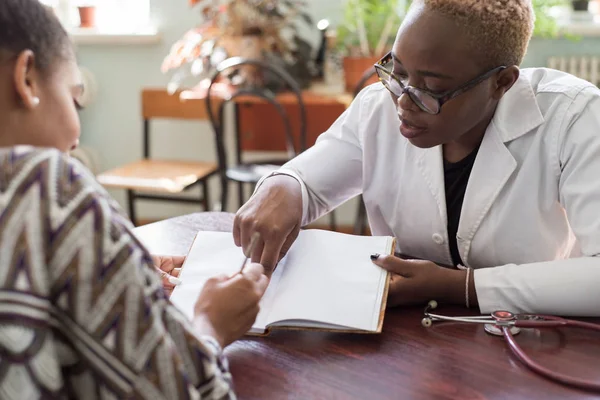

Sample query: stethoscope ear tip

[421,318,433,328]
[427,300,438,309]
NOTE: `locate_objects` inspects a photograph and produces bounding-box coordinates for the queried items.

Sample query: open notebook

[170,229,395,335]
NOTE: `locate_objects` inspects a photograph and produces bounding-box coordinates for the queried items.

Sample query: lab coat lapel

[416,145,447,228]
[457,124,517,264]
[457,74,544,265]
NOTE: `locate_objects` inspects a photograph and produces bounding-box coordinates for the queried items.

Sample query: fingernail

[168,276,182,286]
[370,253,380,261]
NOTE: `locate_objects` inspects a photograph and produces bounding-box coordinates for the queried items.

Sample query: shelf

[70,27,161,45]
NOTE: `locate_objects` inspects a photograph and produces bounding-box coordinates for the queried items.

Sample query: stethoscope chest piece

[485,310,521,336]
[484,323,521,336]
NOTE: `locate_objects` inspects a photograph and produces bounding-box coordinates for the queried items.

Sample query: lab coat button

[432,233,444,245]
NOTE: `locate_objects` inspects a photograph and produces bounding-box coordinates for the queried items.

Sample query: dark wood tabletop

[134,212,600,400]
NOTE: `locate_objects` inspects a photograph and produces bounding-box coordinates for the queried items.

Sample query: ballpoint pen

[237,232,261,275]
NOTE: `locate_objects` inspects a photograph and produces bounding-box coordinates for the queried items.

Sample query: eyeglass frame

[374,51,506,115]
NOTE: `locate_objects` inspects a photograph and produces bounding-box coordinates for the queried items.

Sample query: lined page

[170,232,281,333]
[265,230,391,332]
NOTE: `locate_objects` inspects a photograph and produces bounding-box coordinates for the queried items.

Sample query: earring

[32,97,40,107]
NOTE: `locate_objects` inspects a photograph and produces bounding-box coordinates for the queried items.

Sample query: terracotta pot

[78,6,96,28]
[343,56,380,93]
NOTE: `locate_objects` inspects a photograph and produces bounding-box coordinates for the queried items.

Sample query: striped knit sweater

[0,147,235,399]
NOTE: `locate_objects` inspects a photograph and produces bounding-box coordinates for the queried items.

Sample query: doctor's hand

[234,175,303,276]
[371,255,468,307]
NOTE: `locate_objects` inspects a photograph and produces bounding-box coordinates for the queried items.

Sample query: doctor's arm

[473,89,600,316]
[234,89,369,271]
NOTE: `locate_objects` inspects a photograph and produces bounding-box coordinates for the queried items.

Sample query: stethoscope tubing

[424,307,600,392]
[503,325,600,392]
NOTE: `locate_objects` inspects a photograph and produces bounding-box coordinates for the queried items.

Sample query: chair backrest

[353,66,377,98]
[206,57,308,170]
[140,88,211,159]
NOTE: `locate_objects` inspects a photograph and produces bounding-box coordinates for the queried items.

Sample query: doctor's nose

[397,91,420,113]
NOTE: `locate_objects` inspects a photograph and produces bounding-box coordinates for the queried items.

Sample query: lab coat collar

[492,72,545,143]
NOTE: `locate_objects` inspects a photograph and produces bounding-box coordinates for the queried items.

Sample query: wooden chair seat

[97,159,218,193]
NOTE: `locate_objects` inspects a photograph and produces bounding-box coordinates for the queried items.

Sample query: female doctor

[233,0,600,316]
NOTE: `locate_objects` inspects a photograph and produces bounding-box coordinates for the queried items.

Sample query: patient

[0,1,267,398]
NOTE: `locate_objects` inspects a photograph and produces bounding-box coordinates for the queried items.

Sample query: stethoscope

[422,300,600,392]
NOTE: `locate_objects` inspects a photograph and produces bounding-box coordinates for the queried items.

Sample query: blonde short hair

[415,0,534,67]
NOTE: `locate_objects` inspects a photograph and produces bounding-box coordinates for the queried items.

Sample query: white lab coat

[259,68,600,316]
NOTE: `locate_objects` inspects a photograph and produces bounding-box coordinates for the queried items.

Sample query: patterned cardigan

[0,147,235,399]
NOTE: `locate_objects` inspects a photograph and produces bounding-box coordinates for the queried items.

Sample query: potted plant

[162,0,318,93]
[334,0,570,93]
[77,1,97,29]
[335,0,407,92]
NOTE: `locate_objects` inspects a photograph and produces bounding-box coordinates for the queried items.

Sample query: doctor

[234,0,600,316]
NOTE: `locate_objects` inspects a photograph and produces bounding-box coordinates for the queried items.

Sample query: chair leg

[127,189,137,226]
[238,181,245,209]
[354,196,367,235]
[201,180,210,211]
[220,175,229,212]
[329,210,337,232]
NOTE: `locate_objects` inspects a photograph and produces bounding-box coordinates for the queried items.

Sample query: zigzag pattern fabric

[0,147,235,399]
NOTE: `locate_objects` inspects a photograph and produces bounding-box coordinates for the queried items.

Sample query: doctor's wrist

[438,268,478,309]
[439,268,467,305]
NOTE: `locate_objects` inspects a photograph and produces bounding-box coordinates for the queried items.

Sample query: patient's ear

[13,50,42,109]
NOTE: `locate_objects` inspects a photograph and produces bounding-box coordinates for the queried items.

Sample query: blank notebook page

[169,232,245,321]
[264,230,390,331]
[170,232,281,327]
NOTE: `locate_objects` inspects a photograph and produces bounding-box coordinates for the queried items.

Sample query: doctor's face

[387,4,509,148]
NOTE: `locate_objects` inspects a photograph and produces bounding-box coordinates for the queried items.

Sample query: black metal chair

[206,57,307,212]
[353,66,378,235]
[206,57,337,231]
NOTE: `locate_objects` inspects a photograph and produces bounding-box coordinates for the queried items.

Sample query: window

[40,0,152,34]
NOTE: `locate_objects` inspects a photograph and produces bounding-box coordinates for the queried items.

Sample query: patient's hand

[234,175,302,275]
[193,263,269,347]
[152,255,184,297]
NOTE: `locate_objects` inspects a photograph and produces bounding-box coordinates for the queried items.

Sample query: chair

[353,66,378,236]
[206,57,306,211]
[97,89,219,226]
[206,57,338,230]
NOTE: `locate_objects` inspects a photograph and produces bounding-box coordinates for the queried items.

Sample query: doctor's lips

[399,116,428,139]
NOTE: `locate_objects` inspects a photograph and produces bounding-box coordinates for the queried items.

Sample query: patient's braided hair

[0,0,72,74]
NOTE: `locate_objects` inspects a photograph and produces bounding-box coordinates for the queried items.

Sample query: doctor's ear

[13,50,43,110]
[491,66,519,101]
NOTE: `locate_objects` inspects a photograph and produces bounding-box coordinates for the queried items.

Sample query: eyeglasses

[374,52,506,115]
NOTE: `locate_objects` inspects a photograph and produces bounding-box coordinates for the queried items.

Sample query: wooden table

[134,213,600,400]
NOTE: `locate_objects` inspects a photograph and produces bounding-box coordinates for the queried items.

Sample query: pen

[157,267,182,286]
[238,232,261,275]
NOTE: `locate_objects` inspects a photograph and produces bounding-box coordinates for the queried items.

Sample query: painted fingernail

[168,276,182,286]
[370,253,380,261]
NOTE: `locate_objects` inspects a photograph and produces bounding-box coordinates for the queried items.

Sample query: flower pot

[78,6,97,28]
[342,56,380,93]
